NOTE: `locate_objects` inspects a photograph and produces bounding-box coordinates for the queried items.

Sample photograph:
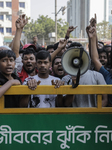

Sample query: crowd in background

[0,14,112,108]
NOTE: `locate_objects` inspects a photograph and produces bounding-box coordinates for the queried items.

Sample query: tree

[57,18,69,38]
[96,21,112,40]
[23,15,69,41]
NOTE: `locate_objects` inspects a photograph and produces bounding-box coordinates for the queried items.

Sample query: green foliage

[23,15,69,40]
[57,18,69,38]
[96,21,112,40]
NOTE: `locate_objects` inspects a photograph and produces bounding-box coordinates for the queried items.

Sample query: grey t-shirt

[62,70,106,107]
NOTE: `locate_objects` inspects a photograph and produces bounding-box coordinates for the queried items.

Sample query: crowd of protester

[0,14,112,108]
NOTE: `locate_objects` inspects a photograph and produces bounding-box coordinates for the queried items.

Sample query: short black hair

[22,48,36,60]
[0,50,16,60]
[68,42,82,49]
[98,48,108,56]
[52,56,61,68]
[37,46,46,52]
[36,50,51,62]
[46,45,54,50]
[98,49,108,64]
[67,40,72,44]
[19,49,24,54]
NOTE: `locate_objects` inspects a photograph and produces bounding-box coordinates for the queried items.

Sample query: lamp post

[55,0,66,42]
[55,0,57,42]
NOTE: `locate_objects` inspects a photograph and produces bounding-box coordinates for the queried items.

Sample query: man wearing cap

[18,48,38,82]
[11,15,39,82]
[22,43,36,50]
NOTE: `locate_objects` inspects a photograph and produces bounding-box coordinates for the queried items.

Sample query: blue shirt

[99,66,112,104]
[99,66,112,84]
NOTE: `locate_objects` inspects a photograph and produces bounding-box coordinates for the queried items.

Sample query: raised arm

[12,14,28,58]
[51,40,67,61]
[65,26,77,39]
[88,27,102,71]
[86,14,98,57]
[51,26,77,62]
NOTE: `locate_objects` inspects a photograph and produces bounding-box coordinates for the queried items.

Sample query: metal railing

[0,85,112,114]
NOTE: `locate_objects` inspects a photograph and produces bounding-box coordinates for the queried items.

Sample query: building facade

[107,0,112,24]
[0,0,30,45]
[67,0,90,38]
[103,0,112,24]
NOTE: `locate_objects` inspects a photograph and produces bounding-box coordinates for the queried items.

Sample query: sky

[31,0,68,22]
[90,0,104,23]
[30,0,105,23]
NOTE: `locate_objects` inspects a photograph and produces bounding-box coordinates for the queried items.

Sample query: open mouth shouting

[57,67,64,74]
[6,67,13,72]
[26,64,33,70]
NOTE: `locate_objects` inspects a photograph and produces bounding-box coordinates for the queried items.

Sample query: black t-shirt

[0,72,22,108]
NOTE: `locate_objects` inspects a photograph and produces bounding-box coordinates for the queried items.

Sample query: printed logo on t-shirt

[29,95,55,108]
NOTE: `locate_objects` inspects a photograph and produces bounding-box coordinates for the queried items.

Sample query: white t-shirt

[15,56,23,74]
[23,75,60,108]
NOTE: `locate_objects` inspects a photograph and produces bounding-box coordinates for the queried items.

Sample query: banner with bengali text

[0,114,112,150]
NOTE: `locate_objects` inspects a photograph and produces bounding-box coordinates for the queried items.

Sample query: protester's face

[22,54,36,73]
[37,57,51,77]
[33,36,38,43]
[0,56,15,75]
[48,48,54,54]
[53,58,65,78]
[99,52,108,67]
